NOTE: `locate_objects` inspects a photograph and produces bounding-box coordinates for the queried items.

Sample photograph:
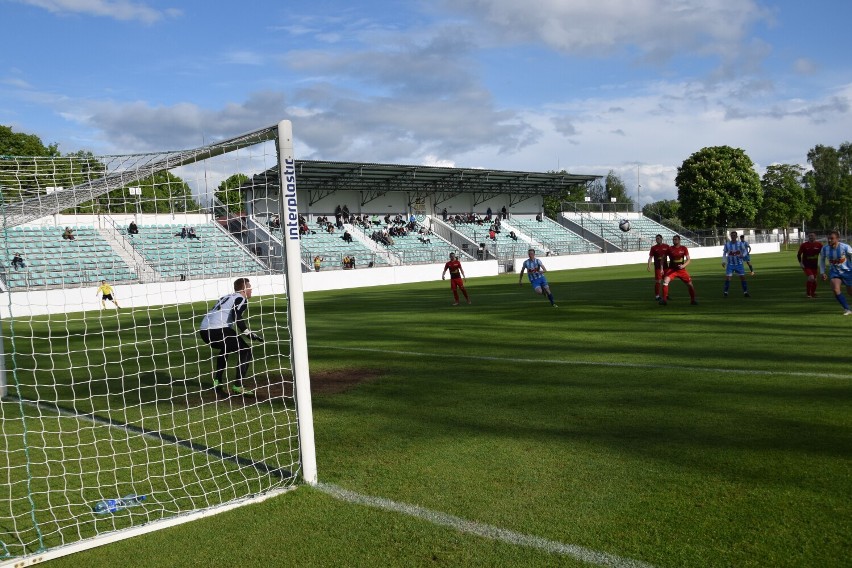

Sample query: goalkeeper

[198,278,263,396]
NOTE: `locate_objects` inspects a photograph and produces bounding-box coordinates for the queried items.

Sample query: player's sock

[662,284,669,301]
[723,281,730,294]
[547,293,554,305]
[688,287,695,302]
[835,294,851,310]
[654,282,660,297]
[452,289,459,303]
[741,280,749,293]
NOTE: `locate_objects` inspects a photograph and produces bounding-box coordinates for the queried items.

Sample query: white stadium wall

[17,213,212,230]
[0,274,285,319]
[0,243,779,318]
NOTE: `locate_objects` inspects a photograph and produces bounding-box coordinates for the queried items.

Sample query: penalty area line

[315,483,654,568]
[315,345,852,381]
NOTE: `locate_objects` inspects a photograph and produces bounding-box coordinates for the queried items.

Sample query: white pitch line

[315,345,852,380]
[316,483,655,568]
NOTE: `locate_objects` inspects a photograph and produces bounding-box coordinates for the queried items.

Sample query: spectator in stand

[188,227,201,240]
[62,227,76,240]
[535,213,543,222]
[175,226,188,239]
[313,255,323,272]
[486,206,492,220]
[350,255,357,268]
[326,223,335,234]
[343,230,353,243]
[371,214,380,226]
[342,204,350,218]
[342,255,351,269]
[128,221,139,235]
[442,208,448,222]
[335,205,342,217]
[509,231,518,241]
[11,252,26,270]
[501,206,508,220]
[488,228,496,240]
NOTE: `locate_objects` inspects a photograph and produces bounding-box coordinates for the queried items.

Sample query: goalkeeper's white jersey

[200,293,247,331]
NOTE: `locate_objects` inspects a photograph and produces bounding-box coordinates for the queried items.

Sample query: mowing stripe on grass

[8,396,293,480]
[317,345,852,380]
[316,483,654,568]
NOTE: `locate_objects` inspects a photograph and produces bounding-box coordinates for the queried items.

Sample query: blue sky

[1,0,851,206]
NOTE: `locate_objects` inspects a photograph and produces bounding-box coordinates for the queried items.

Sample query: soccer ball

[618,219,631,232]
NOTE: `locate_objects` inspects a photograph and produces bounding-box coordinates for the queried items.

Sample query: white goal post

[0,119,315,565]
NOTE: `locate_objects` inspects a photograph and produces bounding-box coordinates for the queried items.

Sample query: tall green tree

[542,170,589,219]
[584,171,633,205]
[604,170,633,205]
[0,125,59,157]
[0,125,63,202]
[215,173,250,214]
[806,143,852,232]
[642,199,681,224]
[758,164,814,242]
[675,145,762,233]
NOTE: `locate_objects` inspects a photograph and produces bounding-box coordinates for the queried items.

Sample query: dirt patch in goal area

[199,368,384,405]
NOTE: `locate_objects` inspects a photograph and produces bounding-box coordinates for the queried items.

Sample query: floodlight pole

[277,119,317,485]
[636,164,640,213]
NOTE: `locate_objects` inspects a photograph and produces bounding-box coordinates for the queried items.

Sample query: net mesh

[0,127,300,560]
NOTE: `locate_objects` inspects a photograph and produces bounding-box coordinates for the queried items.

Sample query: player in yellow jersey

[96,280,121,309]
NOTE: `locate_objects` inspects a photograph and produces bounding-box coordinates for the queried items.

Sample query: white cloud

[16,0,180,23]
[222,50,266,66]
[441,0,769,66]
[793,57,819,75]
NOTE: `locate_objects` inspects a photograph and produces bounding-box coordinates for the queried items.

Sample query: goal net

[0,120,315,563]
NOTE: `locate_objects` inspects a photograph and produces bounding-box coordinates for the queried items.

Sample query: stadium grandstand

[0,155,702,292]
[0,121,701,294]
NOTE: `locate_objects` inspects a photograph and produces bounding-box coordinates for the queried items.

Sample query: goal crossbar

[1,124,278,228]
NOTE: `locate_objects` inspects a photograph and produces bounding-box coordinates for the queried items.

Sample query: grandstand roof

[249,160,600,206]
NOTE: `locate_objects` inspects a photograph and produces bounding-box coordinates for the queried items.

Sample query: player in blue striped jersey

[518,249,557,307]
[819,230,852,316]
[722,231,751,298]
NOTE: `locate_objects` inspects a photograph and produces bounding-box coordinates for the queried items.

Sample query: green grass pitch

[4,250,851,567]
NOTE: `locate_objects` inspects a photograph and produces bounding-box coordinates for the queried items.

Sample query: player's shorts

[530,275,548,289]
[725,265,746,277]
[450,277,465,290]
[802,266,818,278]
[829,270,852,287]
[663,268,691,283]
[199,327,246,352]
[654,268,665,281]
[102,294,113,301]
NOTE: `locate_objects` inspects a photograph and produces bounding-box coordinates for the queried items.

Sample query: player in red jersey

[797,232,823,298]
[659,235,697,305]
[646,234,670,301]
[442,252,471,305]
